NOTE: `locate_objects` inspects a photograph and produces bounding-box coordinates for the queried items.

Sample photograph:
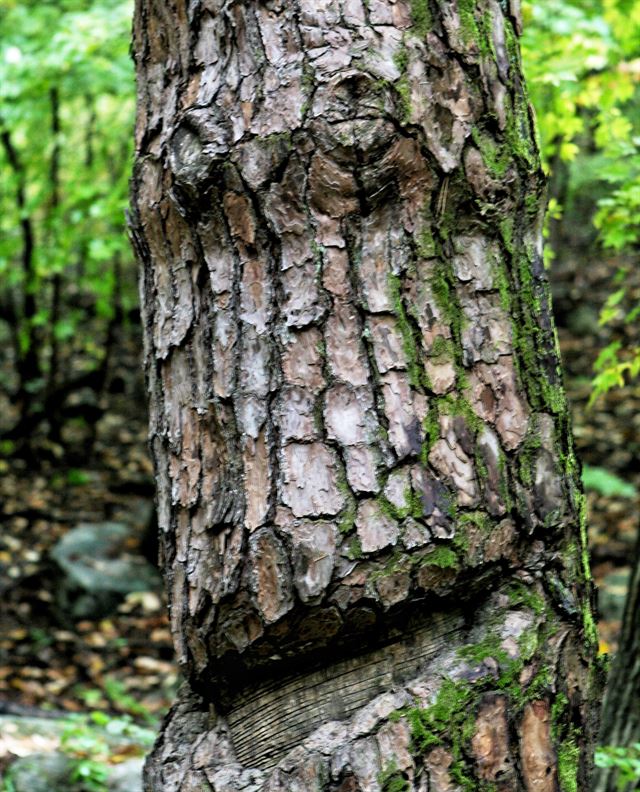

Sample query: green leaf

[66,468,90,486]
[582,466,637,498]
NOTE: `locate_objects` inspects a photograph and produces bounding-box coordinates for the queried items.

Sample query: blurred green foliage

[60,712,155,792]
[1,711,156,792]
[582,464,638,497]
[595,743,640,789]
[522,0,640,402]
[523,0,640,168]
[0,0,135,449]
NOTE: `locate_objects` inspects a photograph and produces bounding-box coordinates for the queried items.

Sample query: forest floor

[0,253,638,727]
[554,250,640,652]
[0,339,176,727]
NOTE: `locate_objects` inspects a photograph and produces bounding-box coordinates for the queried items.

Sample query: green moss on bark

[393,592,571,791]
[507,580,546,616]
[416,227,437,259]
[377,487,424,522]
[429,258,467,384]
[421,405,441,463]
[557,737,580,792]
[421,546,459,569]
[347,536,363,560]
[551,694,580,792]
[458,0,480,44]
[517,426,542,487]
[408,0,431,38]
[395,76,412,124]
[471,127,511,178]
[338,500,357,535]
[408,678,475,783]
[378,762,410,792]
[388,273,426,389]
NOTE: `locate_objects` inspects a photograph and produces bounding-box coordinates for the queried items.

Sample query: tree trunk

[593,537,640,792]
[130,1,602,790]
[0,123,41,439]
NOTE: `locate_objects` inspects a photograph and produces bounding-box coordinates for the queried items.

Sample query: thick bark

[593,538,640,792]
[130,1,601,790]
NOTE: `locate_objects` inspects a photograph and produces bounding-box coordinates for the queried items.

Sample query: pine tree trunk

[130,1,602,789]
[593,538,640,792]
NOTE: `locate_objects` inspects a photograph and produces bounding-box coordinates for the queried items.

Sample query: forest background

[0,0,640,789]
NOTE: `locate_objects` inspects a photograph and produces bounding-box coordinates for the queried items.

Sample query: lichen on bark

[130,0,601,789]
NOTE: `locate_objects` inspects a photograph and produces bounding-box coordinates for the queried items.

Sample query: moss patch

[338,500,357,535]
[516,426,542,488]
[430,259,465,365]
[408,678,474,750]
[441,393,482,432]
[378,762,410,792]
[499,217,515,255]
[422,546,459,569]
[421,405,441,463]
[408,0,431,38]
[557,736,580,792]
[407,678,478,790]
[398,602,564,789]
[394,41,409,74]
[505,94,538,171]
[378,487,424,522]
[551,694,580,792]
[388,273,426,389]
[347,536,363,560]
[395,76,412,124]
[471,127,511,179]
[507,580,546,617]
[457,635,510,667]
[457,0,480,44]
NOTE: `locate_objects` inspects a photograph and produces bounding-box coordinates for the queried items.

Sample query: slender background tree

[594,536,640,792]
[0,0,135,456]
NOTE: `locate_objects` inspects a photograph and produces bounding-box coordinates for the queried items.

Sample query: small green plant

[103,677,156,722]
[582,466,637,499]
[67,468,91,486]
[595,744,640,790]
[75,686,106,709]
[68,759,109,792]
[28,627,54,650]
[59,711,156,792]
